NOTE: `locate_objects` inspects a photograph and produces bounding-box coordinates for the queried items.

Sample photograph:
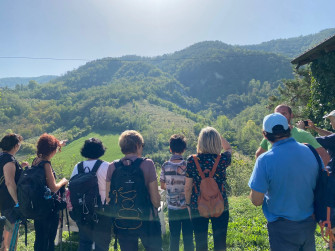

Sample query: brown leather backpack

[193,154,225,218]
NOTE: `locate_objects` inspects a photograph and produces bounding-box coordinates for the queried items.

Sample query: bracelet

[186,203,191,207]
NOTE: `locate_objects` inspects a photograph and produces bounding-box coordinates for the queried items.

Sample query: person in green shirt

[255,104,330,165]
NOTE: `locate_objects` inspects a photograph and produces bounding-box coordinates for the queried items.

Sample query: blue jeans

[191,209,229,251]
[168,208,194,251]
[77,215,112,251]
[267,216,316,251]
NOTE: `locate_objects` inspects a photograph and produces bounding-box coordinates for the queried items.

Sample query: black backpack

[307,144,335,223]
[109,158,152,232]
[307,144,335,248]
[17,161,55,220]
[68,160,103,225]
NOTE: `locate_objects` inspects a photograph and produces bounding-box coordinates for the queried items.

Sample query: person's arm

[3,162,18,204]
[307,120,332,136]
[315,147,331,167]
[249,189,265,206]
[44,163,68,193]
[160,181,166,190]
[221,137,232,153]
[185,177,192,205]
[185,177,193,217]
[255,147,266,159]
[106,181,111,204]
[148,180,160,208]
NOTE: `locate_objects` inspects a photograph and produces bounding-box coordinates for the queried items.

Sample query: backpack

[68,160,103,225]
[17,161,55,220]
[109,158,152,232]
[193,154,225,218]
[307,144,335,248]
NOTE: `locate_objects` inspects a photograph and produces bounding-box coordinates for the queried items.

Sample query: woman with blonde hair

[185,127,232,251]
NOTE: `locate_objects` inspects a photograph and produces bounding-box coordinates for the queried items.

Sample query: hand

[296,120,306,130]
[306,119,316,129]
[60,140,68,147]
[61,178,69,186]
[21,162,29,168]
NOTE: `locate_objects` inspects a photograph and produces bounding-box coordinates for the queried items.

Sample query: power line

[0,52,277,63]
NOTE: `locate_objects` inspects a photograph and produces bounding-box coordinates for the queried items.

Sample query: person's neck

[271,136,290,144]
[5,149,16,156]
[39,156,52,161]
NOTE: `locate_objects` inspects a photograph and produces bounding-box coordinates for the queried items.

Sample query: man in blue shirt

[249,113,319,251]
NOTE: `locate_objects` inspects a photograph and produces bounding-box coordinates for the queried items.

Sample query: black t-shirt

[317,133,335,169]
[0,152,23,211]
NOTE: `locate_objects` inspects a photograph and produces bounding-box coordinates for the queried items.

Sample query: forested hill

[240,28,335,58]
[1,28,334,159]
[147,42,292,106]
[50,43,292,116]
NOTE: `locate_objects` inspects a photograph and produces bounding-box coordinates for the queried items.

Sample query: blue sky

[0,0,334,78]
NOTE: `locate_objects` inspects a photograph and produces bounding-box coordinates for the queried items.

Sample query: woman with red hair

[32,133,68,251]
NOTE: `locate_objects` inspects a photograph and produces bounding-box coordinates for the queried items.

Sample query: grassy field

[16,196,328,250]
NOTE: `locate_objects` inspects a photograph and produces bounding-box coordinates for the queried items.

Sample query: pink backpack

[193,154,225,218]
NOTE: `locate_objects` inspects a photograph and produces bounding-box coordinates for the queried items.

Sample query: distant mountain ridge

[0,75,58,88]
[239,28,335,58]
[1,28,334,88]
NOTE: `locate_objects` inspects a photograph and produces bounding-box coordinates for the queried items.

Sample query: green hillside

[52,132,123,178]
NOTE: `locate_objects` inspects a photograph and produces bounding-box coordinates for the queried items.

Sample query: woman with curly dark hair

[32,133,68,251]
[70,137,111,251]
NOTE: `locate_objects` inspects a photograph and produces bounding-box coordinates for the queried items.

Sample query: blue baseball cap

[263,113,289,133]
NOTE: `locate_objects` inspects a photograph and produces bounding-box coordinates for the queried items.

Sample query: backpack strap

[193,155,205,179]
[209,155,222,178]
[77,162,84,174]
[114,160,123,169]
[35,160,51,169]
[132,158,145,169]
[193,154,221,179]
[91,159,103,174]
[306,144,323,172]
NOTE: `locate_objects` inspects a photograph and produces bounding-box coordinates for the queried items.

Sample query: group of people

[0,103,334,251]
[0,127,232,251]
[250,104,335,251]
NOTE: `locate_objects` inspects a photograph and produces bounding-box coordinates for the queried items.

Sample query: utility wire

[0,53,273,62]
